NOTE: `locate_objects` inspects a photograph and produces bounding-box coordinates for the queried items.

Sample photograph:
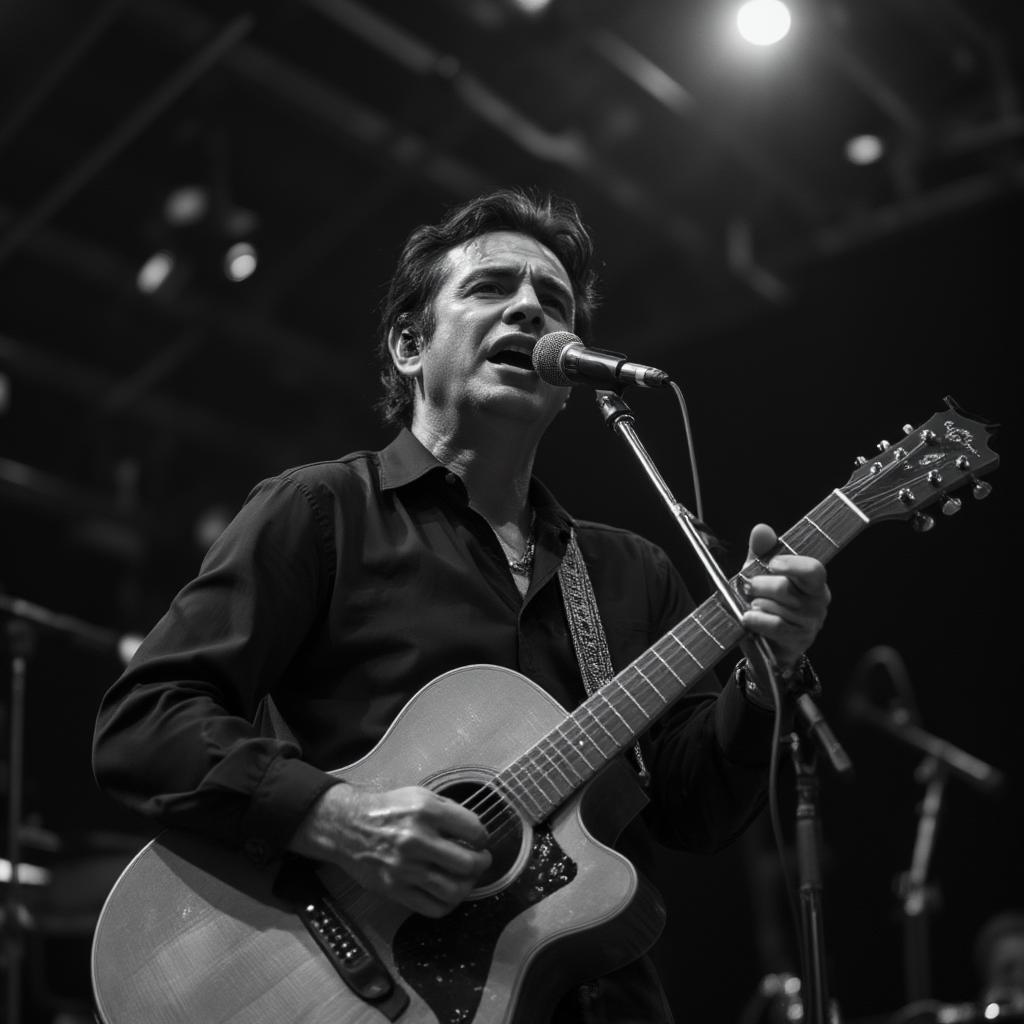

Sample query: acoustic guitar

[91,400,998,1024]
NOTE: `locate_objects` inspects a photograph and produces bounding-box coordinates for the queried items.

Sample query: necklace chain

[500,514,536,576]
[506,534,535,575]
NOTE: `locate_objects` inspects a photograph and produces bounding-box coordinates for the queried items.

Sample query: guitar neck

[495,489,869,824]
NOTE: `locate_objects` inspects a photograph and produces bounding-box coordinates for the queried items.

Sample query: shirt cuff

[713,671,777,766]
[237,755,339,864]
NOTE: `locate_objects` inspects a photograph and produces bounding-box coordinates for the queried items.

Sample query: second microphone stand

[593,388,850,1024]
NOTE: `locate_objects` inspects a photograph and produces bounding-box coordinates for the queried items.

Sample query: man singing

[93,187,830,1022]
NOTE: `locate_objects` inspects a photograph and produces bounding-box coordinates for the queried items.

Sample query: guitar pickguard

[393,827,576,1024]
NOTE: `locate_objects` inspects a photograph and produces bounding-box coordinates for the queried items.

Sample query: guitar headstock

[842,397,999,529]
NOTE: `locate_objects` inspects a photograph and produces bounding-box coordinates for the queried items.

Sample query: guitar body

[91,665,665,1024]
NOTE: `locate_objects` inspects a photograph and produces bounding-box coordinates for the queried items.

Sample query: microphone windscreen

[532,331,580,385]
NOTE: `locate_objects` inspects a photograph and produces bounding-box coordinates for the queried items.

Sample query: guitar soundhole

[434,780,525,893]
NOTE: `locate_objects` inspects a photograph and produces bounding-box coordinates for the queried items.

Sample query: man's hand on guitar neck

[288,782,493,918]
[739,522,831,685]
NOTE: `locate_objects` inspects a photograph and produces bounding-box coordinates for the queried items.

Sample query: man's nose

[502,283,544,329]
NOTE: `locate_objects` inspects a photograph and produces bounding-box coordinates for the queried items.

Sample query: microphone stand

[3,617,35,1024]
[593,388,850,1024]
[899,756,946,1005]
[848,686,1004,1007]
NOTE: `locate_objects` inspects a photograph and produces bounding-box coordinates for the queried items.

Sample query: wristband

[734,658,776,711]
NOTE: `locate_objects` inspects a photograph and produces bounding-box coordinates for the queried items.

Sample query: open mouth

[488,349,533,370]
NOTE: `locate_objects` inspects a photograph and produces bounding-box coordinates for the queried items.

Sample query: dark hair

[375,187,600,427]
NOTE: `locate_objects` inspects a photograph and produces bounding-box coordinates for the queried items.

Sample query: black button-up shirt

[93,428,773,1022]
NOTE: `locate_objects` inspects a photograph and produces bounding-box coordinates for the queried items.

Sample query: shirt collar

[529,476,575,539]
[377,428,576,537]
[377,428,445,491]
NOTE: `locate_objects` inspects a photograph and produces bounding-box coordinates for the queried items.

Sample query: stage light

[194,504,232,550]
[164,185,209,226]
[736,0,792,46]
[136,249,176,294]
[224,240,258,282]
[845,133,885,165]
[117,634,144,665]
[510,0,553,14]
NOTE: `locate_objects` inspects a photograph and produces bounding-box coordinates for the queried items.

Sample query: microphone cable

[665,376,811,1002]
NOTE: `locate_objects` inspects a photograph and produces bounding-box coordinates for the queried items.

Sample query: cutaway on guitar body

[92,665,664,1024]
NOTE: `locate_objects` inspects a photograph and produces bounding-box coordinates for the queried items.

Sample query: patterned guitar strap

[558,529,650,785]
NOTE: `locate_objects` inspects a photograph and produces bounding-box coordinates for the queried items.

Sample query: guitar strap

[558,529,650,785]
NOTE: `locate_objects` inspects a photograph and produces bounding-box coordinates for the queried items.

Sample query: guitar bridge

[274,858,410,1021]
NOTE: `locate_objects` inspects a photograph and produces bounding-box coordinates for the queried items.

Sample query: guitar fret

[650,648,675,676]
[542,747,576,788]
[491,774,540,820]
[527,748,573,800]
[522,737,580,804]
[557,720,597,771]
[599,690,635,729]
[633,663,669,701]
[541,732,585,785]
[667,630,705,670]
[615,680,651,719]
[801,515,840,549]
[502,772,547,820]
[581,700,619,745]
[692,613,726,649]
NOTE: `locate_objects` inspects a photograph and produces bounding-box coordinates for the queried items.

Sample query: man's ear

[387,321,423,379]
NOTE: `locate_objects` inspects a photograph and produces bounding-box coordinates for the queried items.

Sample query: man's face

[411,230,575,431]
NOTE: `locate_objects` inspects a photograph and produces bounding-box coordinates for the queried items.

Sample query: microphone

[532,331,671,389]
[845,647,1005,797]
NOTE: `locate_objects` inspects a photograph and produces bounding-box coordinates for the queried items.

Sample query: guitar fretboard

[493,488,869,824]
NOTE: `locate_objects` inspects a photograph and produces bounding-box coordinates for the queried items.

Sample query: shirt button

[444,471,458,486]
[242,838,270,864]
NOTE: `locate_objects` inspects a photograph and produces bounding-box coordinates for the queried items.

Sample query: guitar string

[464,602,745,843]
[458,598,749,842]
[455,496,871,845]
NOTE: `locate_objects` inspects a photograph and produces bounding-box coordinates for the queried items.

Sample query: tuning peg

[912,513,935,532]
[972,478,992,500]
[876,440,891,451]
[902,424,914,435]
[854,455,868,466]
[941,496,962,516]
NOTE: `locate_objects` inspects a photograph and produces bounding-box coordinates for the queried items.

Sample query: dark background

[0,1,1019,1022]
